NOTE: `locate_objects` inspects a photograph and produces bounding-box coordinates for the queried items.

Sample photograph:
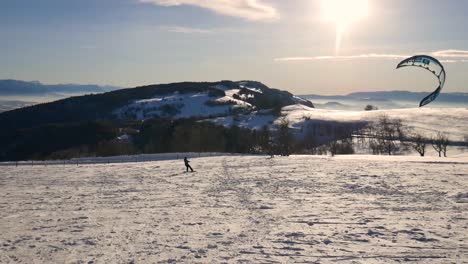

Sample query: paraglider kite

[396,55,446,107]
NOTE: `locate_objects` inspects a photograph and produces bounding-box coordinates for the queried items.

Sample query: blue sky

[1,0,467,95]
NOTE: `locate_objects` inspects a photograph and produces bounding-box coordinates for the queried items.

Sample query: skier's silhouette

[184,157,194,172]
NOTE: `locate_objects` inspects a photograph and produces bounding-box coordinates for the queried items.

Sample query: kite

[396,55,446,107]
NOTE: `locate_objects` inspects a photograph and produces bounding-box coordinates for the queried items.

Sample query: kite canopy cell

[396,55,446,107]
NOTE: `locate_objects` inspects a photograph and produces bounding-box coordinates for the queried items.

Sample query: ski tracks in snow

[0,155,467,263]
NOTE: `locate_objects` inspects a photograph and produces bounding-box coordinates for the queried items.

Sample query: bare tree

[326,138,354,157]
[327,140,338,157]
[277,118,293,156]
[410,133,429,157]
[302,128,318,154]
[364,105,378,111]
[441,136,450,157]
[377,115,405,155]
[432,132,450,157]
[368,138,382,154]
[361,114,408,155]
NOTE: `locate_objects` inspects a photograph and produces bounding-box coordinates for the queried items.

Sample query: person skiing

[184,157,194,172]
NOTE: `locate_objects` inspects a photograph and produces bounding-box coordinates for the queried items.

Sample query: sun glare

[321,0,370,54]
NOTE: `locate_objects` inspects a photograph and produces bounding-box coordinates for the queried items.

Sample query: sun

[321,0,370,54]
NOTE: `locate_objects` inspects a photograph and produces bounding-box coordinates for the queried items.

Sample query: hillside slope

[0,80,314,132]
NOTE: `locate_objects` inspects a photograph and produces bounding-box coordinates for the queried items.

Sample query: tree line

[340,114,457,157]
[1,113,465,161]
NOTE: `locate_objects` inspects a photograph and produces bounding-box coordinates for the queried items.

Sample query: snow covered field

[1,155,467,263]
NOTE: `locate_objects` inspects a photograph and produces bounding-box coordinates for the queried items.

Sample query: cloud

[275,54,409,62]
[161,25,249,34]
[432,49,468,58]
[140,0,278,21]
[439,60,458,63]
[275,50,468,63]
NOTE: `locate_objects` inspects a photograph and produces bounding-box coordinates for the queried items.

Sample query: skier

[184,157,194,172]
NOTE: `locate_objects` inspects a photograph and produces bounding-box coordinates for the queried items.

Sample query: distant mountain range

[302,90,468,103]
[0,100,35,113]
[0,79,120,95]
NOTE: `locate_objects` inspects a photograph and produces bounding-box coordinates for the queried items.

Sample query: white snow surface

[215,95,252,108]
[242,86,263,94]
[1,155,467,263]
[114,91,252,120]
[208,112,276,130]
[224,89,240,97]
[238,82,263,94]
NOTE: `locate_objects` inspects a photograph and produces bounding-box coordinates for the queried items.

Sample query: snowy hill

[0,80,313,131]
[114,83,255,120]
[114,81,313,120]
[0,80,316,161]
